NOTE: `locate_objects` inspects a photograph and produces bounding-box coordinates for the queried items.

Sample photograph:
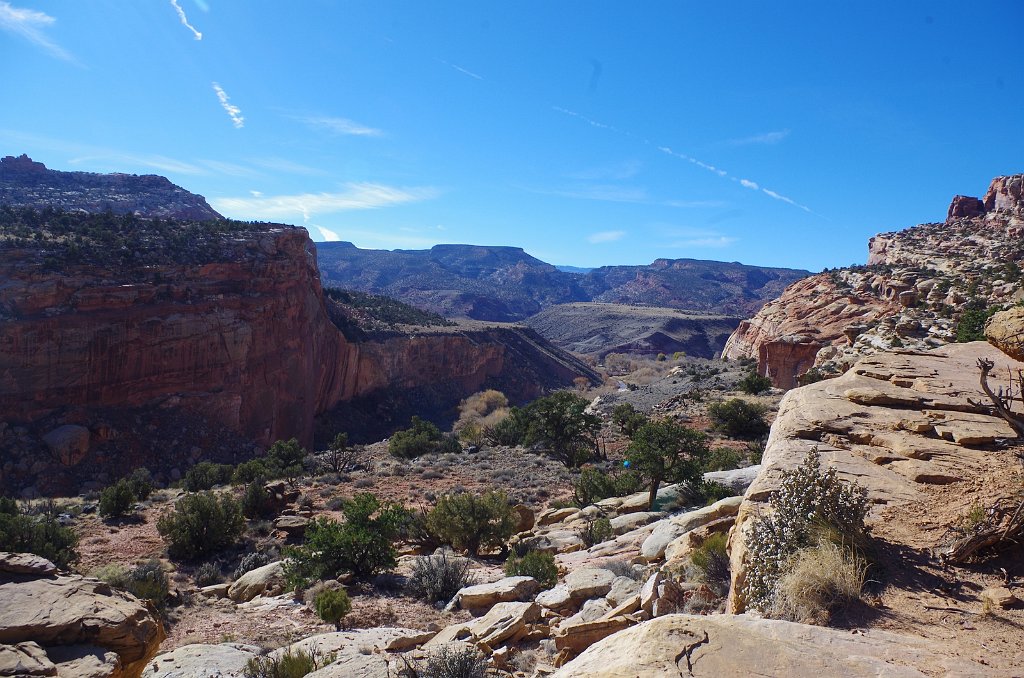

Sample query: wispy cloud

[314,225,341,242]
[726,129,790,146]
[553,106,614,131]
[739,179,759,190]
[588,230,626,244]
[670,236,737,248]
[212,183,438,221]
[567,160,642,181]
[525,183,723,209]
[248,156,327,176]
[439,59,483,80]
[169,0,202,40]
[212,83,244,129]
[295,115,383,137]
[655,225,737,249]
[0,2,76,62]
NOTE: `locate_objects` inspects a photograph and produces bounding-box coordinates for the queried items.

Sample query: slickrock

[640,495,743,562]
[142,643,260,678]
[0,552,164,678]
[727,342,1023,613]
[551,614,1003,677]
[724,174,1024,387]
[227,561,286,603]
[449,576,539,610]
[280,628,435,658]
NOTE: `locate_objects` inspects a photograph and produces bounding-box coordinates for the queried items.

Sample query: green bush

[233,459,271,485]
[577,516,613,547]
[408,550,473,603]
[125,559,170,607]
[956,304,1000,342]
[483,408,530,446]
[707,398,770,439]
[389,416,444,459]
[126,468,154,501]
[313,588,352,630]
[194,561,222,587]
[702,447,743,472]
[242,480,274,519]
[99,479,136,519]
[742,449,869,615]
[698,481,738,505]
[267,438,306,479]
[687,532,730,596]
[183,462,234,492]
[521,391,601,468]
[426,490,515,556]
[504,550,558,589]
[627,419,710,509]
[234,551,272,580]
[611,402,648,436]
[285,493,408,584]
[572,467,641,507]
[0,500,78,568]
[156,492,245,561]
[243,646,334,678]
[738,370,773,395]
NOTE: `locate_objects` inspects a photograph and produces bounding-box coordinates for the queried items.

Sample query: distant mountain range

[317,241,810,322]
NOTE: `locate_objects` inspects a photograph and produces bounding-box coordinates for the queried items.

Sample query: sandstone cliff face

[724,174,1024,387]
[0,155,221,220]
[0,223,596,495]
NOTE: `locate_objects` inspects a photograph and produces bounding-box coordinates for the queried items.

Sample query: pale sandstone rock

[537,508,579,527]
[986,307,1024,361]
[142,643,260,678]
[608,511,662,535]
[535,585,573,611]
[0,552,58,576]
[451,576,538,610]
[638,571,664,614]
[702,465,760,493]
[564,568,616,601]
[640,495,743,562]
[981,587,1021,609]
[552,614,1001,677]
[227,561,286,603]
[604,576,640,606]
[427,602,540,649]
[0,553,164,678]
[559,598,612,628]
[553,617,631,656]
[663,516,735,568]
[282,628,434,658]
[0,642,55,677]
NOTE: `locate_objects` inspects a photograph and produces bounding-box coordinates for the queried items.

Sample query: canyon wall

[723,174,1024,388]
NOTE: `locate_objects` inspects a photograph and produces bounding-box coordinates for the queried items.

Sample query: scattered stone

[553,617,631,656]
[981,587,1021,610]
[227,561,286,603]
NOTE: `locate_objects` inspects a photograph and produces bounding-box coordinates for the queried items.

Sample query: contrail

[169,0,202,40]
[212,83,244,128]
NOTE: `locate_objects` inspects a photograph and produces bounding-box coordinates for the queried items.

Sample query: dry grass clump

[453,389,511,444]
[772,540,867,624]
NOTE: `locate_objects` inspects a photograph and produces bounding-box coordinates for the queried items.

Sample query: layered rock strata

[724,174,1024,387]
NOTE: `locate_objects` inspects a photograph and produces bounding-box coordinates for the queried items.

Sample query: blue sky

[2,1,1021,271]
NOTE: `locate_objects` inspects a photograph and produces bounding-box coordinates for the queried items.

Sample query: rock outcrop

[0,155,221,220]
[724,174,1024,387]
[727,342,1022,613]
[0,552,165,678]
[551,614,1000,677]
[986,306,1024,361]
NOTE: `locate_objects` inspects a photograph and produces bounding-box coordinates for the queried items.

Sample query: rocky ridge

[0,155,221,221]
[723,173,1024,387]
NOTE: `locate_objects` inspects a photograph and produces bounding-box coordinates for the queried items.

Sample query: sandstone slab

[452,576,538,610]
[565,568,616,601]
[640,495,743,562]
[227,561,285,603]
[986,307,1024,361]
[143,644,260,678]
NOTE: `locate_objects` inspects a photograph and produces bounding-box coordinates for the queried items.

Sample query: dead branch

[942,495,1024,564]
[975,358,1024,437]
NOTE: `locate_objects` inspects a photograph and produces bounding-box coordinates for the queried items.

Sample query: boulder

[41,425,91,467]
[638,571,664,615]
[0,642,55,677]
[512,504,535,532]
[227,561,285,603]
[273,515,309,537]
[605,576,640,607]
[560,598,612,628]
[428,602,541,649]
[565,568,616,601]
[608,511,662,535]
[143,643,260,678]
[535,585,574,611]
[282,628,435,658]
[0,553,164,678]
[986,307,1024,362]
[0,552,58,577]
[552,614,999,677]
[537,507,579,527]
[981,587,1021,610]
[553,617,631,656]
[640,495,743,562]
[702,465,760,493]
[450,576,538,610]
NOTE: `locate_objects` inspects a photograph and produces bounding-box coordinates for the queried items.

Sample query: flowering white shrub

[743,448,869,613]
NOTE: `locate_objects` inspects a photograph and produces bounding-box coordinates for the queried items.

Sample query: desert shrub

[742,449,869,615]
[697,481,738,505]
[437,433,463,455]
[194,561,223,587]
[0,500,78,568]
[322,432,359,473]
[483,408,530,446]
[454,390,510,443]
[242,480,275,519]
[407,550,473,603]
[572,467,641,507]
[956,304,1000,343]
[686,532,730,596]
[126,467,154,501]
[504,550,557,589]
[183,462,234,492]
[426,490,515,556]
[611,402,648,437]
[520,391,601,468]
[156,492,245,561]
[125,559,170,606]
[702,447,744,472]
[411,644,488,678]
[389,416,444,459]
[603,558,643,581]
[313,587,352,630]
[99,479,136,519]
[267,438,306,479]
[234,551,272,579]
[627,420,709,509]
[707,398,769,439]
[285,493,408,585]
[798,367,827,386]
[738,370,773,395]
[577,516,613,547]
[243,646,334,678]
[771,540,867,624]
[93,563,129,589]
[233,459,271,485]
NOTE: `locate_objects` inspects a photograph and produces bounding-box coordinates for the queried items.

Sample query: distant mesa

[0,153,222,221]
